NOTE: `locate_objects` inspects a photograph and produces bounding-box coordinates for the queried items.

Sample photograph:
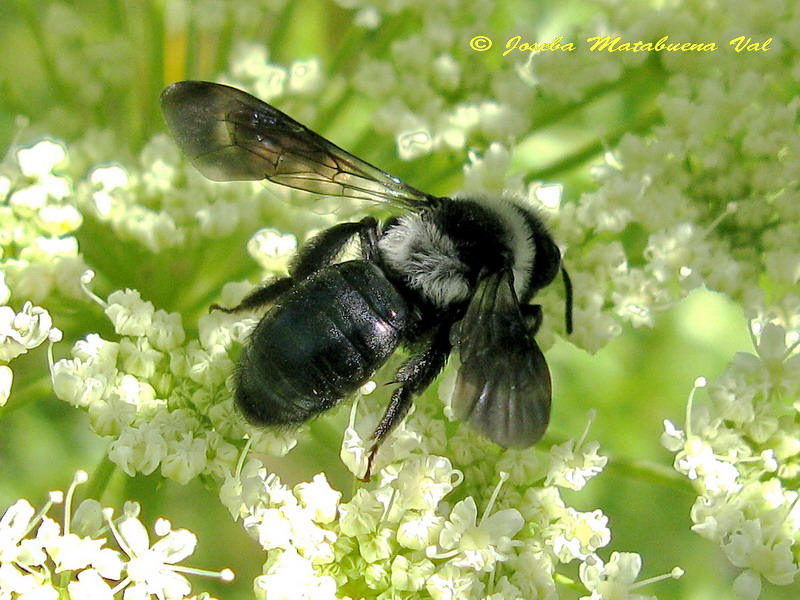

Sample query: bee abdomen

[235,261,408,426]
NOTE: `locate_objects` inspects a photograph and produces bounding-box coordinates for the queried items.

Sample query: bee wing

[450,270,551,448]
[160,80,433,210]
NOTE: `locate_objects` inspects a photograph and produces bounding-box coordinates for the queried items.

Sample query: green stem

[0,375,53,416]
[543,430,690,492]
[213,4,236,76]
[267,0,300,62]
[13,0,71,102]
[554,572,586,593]
[326,20,368,75]
[525,107,661,181]
[316,86,357,132]
[527,57,665,132]
[81,453,118,504]
[603,451,692,493]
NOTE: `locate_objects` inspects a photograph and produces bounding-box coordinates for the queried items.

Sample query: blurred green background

[0,1,792,599]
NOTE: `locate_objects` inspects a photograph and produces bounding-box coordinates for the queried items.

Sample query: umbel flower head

[1,0,799,599]
[664,323,800,599]
[0,470,233,600]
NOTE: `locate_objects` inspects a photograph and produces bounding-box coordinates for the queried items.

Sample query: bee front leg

[361,327,451,482]
[210,277,294,313]
[213,218,382,313]
[291,217,380,279]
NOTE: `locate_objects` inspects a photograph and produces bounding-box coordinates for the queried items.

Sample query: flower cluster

[332,0,538,160]
[0,140,88,304]
[2,0,799,599]
[76,135,314,254]
[0,297,61,407]
[220,443,671,600]
[528,1,800,355]
[663,323,800,598]
[213,383,679,600]
[50,272,302,485]
[0,470,232,599]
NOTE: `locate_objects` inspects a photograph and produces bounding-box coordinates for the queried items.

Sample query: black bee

[160,81,572,480]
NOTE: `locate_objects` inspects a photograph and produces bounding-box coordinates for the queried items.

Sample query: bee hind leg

[361,326,451,482]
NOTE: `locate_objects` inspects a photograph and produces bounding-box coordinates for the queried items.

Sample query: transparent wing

[160,80,433,210]
[450,270,552,448]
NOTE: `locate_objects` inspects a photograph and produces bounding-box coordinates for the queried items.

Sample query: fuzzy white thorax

[378,215,471,308]
[377,195,538,307]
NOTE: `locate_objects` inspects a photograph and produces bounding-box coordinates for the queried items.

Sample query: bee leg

[357,217,381,261]
[214,218,382,313]
[210,277,294,313]
[520,304,543,335]
[290,217,380,280]
[361,328,452,482]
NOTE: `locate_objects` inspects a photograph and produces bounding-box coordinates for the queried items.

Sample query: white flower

[147,310,185,352]
[337,488,385,537]
[160,433,208,485]
[549,508,611,563]
[611,269,665,328]
[14,302,54,348]
[218,457,266,520]
[44,528,124,577]
[390,456,460,512]
[71,500,105,538]
[247,228,298,273]
[644,223,705,287]
[358,526,394,564]
[732,569,762,600]
[425,563,480,600]
[12,140,71,209]
[114,516,197,599]
[462,143,520,194]
[254,547,337,600]
[389,555,435,593]
[721,520,798,586]
[119,337,162,379]
[105,290,155,337]
[108,424,168,476]
[397,128,434,160]
[579,552,654,600]
[689,494,745,544]
[17,140,67,178]
[437,497,523,573]
[67,569,115,600]
[73,334,120,365]
[288,59,323,96]
[0,303,54,361]
[38,203,83,236]
[396,510,444,551]
[0,500,40,565]
[661,419,686,451]
[294,474,341,525]
[546,439,607,491]
[249,508,293,551]
[0,365,12,406]
[674,437,742,494]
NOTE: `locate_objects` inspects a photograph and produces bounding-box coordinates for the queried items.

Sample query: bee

[160,81,573,480]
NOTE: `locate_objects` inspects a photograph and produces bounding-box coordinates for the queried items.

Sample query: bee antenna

[561,266,573,335]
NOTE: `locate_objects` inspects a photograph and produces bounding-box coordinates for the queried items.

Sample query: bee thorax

[378,215,471,308]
